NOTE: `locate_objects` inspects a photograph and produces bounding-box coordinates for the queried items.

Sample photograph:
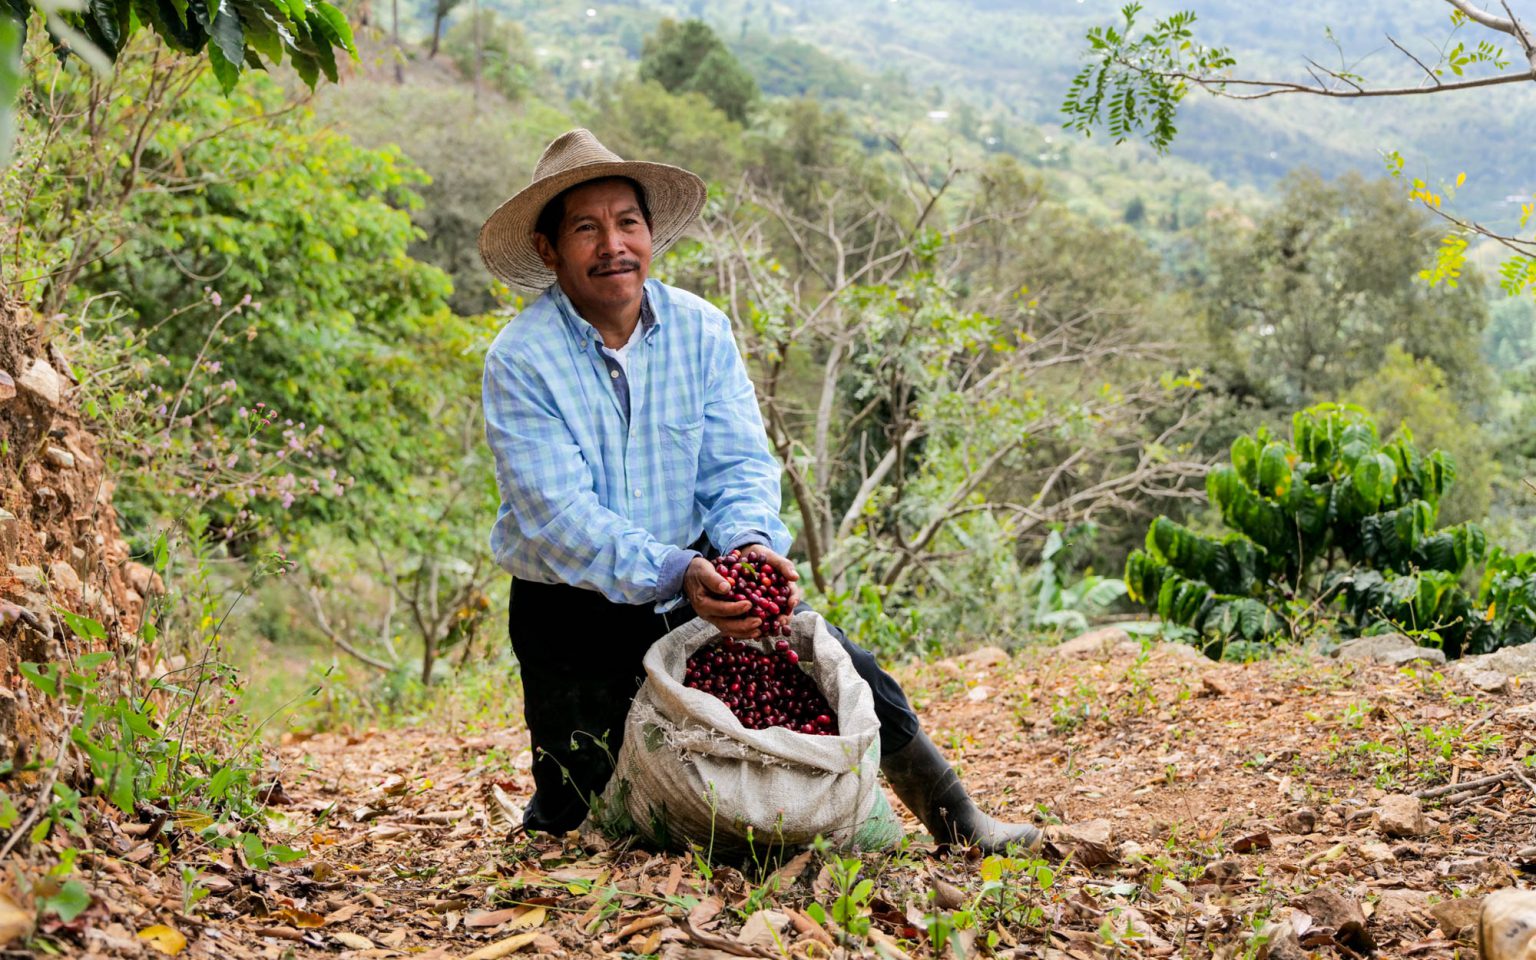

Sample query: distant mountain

[638,0,1536,227]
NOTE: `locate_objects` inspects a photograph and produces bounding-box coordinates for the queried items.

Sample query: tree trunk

[392,0,403,82]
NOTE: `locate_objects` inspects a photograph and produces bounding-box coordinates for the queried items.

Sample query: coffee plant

[1125,403,1536,658]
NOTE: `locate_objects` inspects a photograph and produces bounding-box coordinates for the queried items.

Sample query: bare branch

[1446,0,1518,35]
[304,585,396,672]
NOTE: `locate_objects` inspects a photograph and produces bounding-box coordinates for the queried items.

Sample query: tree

[424,0,464,58]
[0,0,356,163]
[638,18,758,124]
[670,138,1208,649]
[444,9,533,102]
[1195,171,1491,411]
[1062,1,1536,299]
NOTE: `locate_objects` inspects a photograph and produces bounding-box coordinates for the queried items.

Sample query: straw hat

[478,128,708,291]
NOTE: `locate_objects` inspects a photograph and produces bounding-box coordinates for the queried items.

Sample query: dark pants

[508,578,921,833]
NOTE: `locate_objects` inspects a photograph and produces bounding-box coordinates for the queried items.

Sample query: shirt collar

[548,281,660,352]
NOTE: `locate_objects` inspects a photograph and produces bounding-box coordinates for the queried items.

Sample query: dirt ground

[29,633,1536,958]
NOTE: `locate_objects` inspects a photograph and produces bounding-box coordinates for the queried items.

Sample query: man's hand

[684,557,758,638]
[683,546,803,639]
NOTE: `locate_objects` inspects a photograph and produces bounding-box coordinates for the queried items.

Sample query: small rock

[1357,841,1396,862]
[47,561,82,599]
[1380,646,1447,668]
[6,566,45,592]
[1377,794,1427,838]
[957,645,1009,669]
[1292,887,1374,955]
[1278,808,1317,834]
[1458,643,1536,680]
[1201,675,1234,697]
[1428,895,1484,938]
[1479,889,1536,960]
[16,358,66,407]
[0,370,13,401]
[1374,888,1432,924]
[1465,669,1510,693]
[965,685,991,702]
[43,445,74,469]
[1056,626,1133,658]
[1334,633,1415,661]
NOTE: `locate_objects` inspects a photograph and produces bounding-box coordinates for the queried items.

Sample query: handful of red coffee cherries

[712,548,794,636]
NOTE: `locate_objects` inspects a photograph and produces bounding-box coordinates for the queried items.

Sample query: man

[479,129,1039,853]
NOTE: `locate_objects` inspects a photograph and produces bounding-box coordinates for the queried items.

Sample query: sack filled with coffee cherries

[596,610,901,854]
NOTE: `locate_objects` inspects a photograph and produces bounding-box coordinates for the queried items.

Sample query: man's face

[534,179,653,318]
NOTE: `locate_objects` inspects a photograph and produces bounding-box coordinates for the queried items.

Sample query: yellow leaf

[0,892,33,947]
[172,810,214,831]
[138,924,188,956]
[1456,171,1466,187]
[461,931,539,960]
[509,906,546,929]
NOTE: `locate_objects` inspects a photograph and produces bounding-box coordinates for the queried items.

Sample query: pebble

[16,357,66,407]
[44,445,74,469]
[1378,794,1428,838]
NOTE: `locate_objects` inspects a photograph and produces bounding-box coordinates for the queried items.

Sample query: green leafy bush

[1125,403,1536,658]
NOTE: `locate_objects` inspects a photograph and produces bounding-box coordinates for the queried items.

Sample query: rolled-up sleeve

[694,323,792,556]
[483,349,691,605]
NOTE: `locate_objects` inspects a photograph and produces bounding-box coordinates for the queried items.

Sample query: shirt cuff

[724,531,772,554]
[653,546,701,614]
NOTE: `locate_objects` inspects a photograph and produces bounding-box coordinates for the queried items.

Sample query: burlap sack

[596,610,900,854]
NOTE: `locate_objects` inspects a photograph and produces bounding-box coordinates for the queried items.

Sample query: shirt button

[610,369,620,379]
[633,487,642,497]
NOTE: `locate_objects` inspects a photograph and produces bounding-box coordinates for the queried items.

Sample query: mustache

[590,259,642,276]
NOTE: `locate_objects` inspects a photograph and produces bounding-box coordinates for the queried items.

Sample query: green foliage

[1197,172,1491,411]
[1062,3,1235,152]
[638,18,758,123]
[15,40,483,541]
[1125,403,1533,658]
[443,9,533,102]
[10,0,355,91]
[14,521,304,864]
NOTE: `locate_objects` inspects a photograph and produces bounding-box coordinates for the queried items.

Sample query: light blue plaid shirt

[483,279,792,609]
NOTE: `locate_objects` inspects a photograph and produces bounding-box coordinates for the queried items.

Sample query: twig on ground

[1415,770,1513,799]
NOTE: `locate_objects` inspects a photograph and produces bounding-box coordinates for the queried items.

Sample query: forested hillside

[4,0,1536,954]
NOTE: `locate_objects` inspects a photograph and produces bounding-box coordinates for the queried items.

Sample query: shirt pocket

[661,416,705,502]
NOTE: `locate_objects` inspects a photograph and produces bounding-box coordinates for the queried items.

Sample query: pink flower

[210,291,223,307]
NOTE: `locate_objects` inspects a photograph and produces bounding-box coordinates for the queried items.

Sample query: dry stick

[1416,770,1514,799]
[1440,782,1506,806]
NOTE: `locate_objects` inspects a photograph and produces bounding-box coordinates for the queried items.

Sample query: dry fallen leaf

[460,931,539,959]
[467,905,545,930]
[138,923,188,956]
[0,892,33,947]
[325,902,362,925]
[274,908,325,929]
[332,931,374,949]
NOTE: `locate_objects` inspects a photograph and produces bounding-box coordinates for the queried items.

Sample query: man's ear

[532,232,559,269]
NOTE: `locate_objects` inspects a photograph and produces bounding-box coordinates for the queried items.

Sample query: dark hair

[534,176,652,250]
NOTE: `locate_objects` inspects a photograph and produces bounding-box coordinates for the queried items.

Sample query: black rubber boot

[881,729,1043,854]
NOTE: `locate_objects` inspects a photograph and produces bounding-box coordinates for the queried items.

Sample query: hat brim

[478,160,708,291]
